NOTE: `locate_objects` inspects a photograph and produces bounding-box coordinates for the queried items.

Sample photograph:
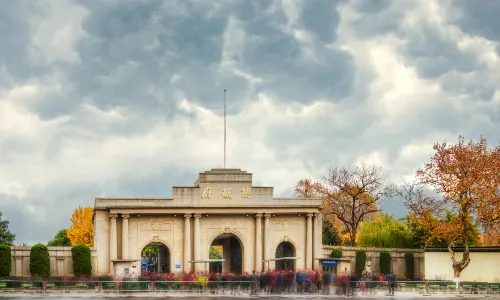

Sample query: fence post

[42,281,46,293]
[151,281,155,292]
[98,281,102,292]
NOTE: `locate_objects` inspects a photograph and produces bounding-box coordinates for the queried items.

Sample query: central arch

[140,241,171,274]
[209,233,243,273]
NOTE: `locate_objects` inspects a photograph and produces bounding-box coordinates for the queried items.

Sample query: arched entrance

[209,233,243,273]
[141,242,170,273]
[275,241,295,270]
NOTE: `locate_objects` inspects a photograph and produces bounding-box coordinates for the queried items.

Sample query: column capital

[255,213,263,219]
[184,214,192,219]
[306,213,313,219]
[109,214,118,219]
[264,213,271,219]
[121,214,130,219]
[194,214,202,219]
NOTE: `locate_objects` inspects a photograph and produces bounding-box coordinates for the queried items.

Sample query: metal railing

[0,279,499,294]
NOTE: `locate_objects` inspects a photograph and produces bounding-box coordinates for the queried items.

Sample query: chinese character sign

[241,186,251,199]
[201,187,212,199]
[222,188,232,199]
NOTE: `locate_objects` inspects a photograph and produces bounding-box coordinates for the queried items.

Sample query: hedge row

[0,243,91,277]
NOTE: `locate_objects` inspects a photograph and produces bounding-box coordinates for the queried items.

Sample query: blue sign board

[322,260,337,265]
[175,264,181,269]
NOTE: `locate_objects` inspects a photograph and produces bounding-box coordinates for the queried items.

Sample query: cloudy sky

[1,0,500,245]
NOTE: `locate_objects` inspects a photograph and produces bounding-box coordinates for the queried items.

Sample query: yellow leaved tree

[67,206,94,247]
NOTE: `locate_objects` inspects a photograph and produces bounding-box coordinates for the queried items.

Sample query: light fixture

[137,214,141,218]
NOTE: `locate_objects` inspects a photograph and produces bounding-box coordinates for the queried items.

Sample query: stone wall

[322,246,425,279]
[10,246,98,277]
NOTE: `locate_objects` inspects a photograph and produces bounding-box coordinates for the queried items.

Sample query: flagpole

[224,89,226,169]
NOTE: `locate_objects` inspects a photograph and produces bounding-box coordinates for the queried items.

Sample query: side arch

[273,237,298,271]
[139,239,173,273]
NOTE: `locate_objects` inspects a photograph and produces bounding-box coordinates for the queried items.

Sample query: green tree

[0,212,15,245]
[30,244,50,277]
[323,219,342,245]
[355,249,366,277]
[357,213,413,248]
[330,248,343,258]
[379,250,391,275]
[405,252,415,279]
[209,246,222,259]
[0,244,11,277]
[141,246,158,272]
[47,229,72,247]
[72,244,92,277]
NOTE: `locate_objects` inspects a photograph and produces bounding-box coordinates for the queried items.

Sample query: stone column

[122,214,130,259]
[15,256,22,276]
[306,213,313,270]
[255,214,263,271]
[313,213,320,270]
[109,214,118,263]
[193,214,201,270]
[263,213,271,271]
[184,214,191,273]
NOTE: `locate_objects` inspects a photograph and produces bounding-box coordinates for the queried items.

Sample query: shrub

[0,244,11,276]
[71,244,92,277]
[379,250,391,275]
[355,249,366,277]
[30,244,50,277]
[405,252,415,279]
[330,248,343,258]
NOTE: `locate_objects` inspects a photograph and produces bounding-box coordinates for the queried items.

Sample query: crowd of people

[135,269,397,295]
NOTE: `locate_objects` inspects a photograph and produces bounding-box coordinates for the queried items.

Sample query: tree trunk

[448,243,471,292]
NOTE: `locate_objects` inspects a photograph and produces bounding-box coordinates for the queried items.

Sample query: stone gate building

[93,168,323,276]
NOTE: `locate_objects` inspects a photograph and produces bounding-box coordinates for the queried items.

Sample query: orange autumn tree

[400,136,500,280]
[322,163,394,245]
[294,178,343,243]
[67,206,94,247]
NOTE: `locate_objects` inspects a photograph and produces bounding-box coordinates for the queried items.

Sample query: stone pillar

[184,214,191,273]
[109,214,118,267]
[15,256,22,276]
[121,214,130,259]
[263,214,271,271]
[306,213,313,270]
[313,213,320,270]
[255,214,263,271]
[193,214,201,270]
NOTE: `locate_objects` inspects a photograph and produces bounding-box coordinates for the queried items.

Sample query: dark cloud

[451,0,500,41]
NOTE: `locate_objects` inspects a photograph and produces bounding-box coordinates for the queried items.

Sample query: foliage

[0,212,15,245]
[30,243,50,277]
[405,252,415,280]
[0,244,11,277]
[322,219,342,245]
[379,250,391,275]
[357,213,413,248]
[483,226,500,246]
[323,163,394,245]
[67,206,94,247]
[355,249,366,277]
[330,248,343,258]
[294,178,325,198]
[400,136,500,278]
[141,245,158,272]
[209,246,222,259]
[71,244,92,276]
[47,229,72,247]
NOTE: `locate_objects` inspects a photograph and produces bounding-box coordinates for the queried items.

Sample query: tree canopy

[0,212,15,245]
[400,136,500,278]
[67,206,94,247]
[357,213,412,248]
[47,229,72,247]
[323,163,394,245]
